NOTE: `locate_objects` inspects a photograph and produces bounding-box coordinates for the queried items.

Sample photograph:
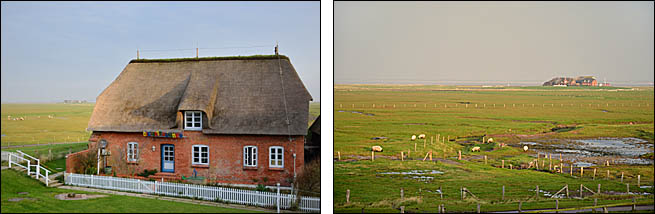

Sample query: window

[185,111,202,130]
[192,145,209,165]
[127,142,138,161]
[269,146,284,168]
[243,146,257,167]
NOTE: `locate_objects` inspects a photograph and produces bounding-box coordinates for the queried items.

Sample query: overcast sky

[335,1,654,85]
[1,1,319,103]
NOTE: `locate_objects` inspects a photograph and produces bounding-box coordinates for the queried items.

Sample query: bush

[137,169,158,177]
[294,156,320,197]
[256,184,269,192]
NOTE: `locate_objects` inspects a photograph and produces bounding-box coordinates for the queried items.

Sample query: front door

[161,145,175,173]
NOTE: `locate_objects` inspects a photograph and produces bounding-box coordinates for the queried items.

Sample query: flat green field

[333,85,654,212]
[1,103,94,147]
[1,169,260,213]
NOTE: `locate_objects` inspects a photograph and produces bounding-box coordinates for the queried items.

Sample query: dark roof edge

[129,55,289,63]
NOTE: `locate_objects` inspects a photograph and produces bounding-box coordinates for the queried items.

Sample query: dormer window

[184,111,202,130]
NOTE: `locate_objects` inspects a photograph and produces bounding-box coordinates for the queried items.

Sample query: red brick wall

[91,131,304,186]
[65,141,97,173]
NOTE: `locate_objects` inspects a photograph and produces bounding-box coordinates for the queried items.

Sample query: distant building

[64,100,88,104]
[543,76,598,86]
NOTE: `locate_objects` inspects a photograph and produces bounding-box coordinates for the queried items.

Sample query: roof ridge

[129,55,288,63]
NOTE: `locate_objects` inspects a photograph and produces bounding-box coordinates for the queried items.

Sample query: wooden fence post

[638,175,640,187]
[593,168,596,180]
[632,198,636,211]
[458,150,461,160]
[372,151,374,161]
[518,201,522,213]
[477,203,480,213]
[581,166,584,178]
[400,188,404,200]
[346,189,350,203]
[338,152,341,161]
[536,185,539,198]
[620,172,623,182]
[400,206,404,213]
[594,198,597,212]
[439,186,443,199]
[580,184,583,198]
[626,183,629,194]
[502,160,504,168]
[570,165,573,176]
[401,152,404,161]
[566,184,569,198]
[560,163,563,173]
[502,185,505,201]
[556,199,559,213]
[484,155,487,165]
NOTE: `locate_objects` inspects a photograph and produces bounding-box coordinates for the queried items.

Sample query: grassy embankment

[1,169,260,213]
[333,85,654,212]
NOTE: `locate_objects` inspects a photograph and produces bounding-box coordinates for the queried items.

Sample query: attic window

[184,111,202,130]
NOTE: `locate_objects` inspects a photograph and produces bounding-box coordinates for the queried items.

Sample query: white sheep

[471,146,481,152]
[487,138,494,143]
[372,146,383,152]
[418,134,426,139]
[411,135,417,141]
[523,145,529,152]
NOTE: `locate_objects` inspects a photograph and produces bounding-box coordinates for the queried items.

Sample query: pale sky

[335,1,654,86]
[1,1,320,103]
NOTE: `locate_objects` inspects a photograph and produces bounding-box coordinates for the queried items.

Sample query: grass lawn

[1,169,263,213]
[333,85,654,212]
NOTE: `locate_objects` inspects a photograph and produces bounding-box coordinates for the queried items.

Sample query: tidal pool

[522,138,653,165]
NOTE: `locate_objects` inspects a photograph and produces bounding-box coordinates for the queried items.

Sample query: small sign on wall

[143,131,184,138]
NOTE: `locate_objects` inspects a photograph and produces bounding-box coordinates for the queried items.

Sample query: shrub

[256,184,269,192]
[294,156,320,197]
[137,169,158,177]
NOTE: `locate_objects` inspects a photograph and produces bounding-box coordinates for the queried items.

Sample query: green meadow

[1,103,94,147]
[333,85,654,212]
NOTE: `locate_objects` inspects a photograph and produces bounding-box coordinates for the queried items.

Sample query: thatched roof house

[69,55,314,187]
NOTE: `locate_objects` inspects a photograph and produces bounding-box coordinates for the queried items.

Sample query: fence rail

[7,151,51,186]
[65,173,319,212]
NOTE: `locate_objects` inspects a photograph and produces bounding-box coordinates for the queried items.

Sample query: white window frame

[127,142,139,162]
[184,111,202,130]
[243,146,257,167]
[269,146,284,168]
[192,145,209,165]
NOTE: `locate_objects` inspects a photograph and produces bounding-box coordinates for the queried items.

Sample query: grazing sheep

[523,145,529,152]
[19,117,24,121]
[487,138,494,143]
[418,134,426,139]
[7,115,11,120]
[411,135,417,141]
[471,146,481,152]
[372,146,383,152]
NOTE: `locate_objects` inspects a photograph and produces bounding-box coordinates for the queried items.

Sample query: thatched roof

[88,55,312,135]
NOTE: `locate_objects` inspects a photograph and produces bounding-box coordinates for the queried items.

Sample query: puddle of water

[1,134,5,137]
[572,162,595,167]
[522,138,654,165]
[640,186,653,189]
[411,176,434,181]
[337,110,375,116]
[371,137,388,140]
[378,170,444,175]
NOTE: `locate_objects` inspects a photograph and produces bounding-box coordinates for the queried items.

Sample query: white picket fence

[65,173,320,212]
